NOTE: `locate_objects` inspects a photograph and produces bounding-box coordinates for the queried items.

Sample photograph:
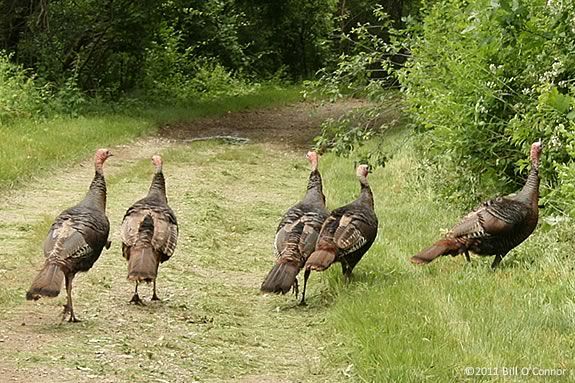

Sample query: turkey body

[121,155,178,304]
[26,148,112,322]
[301,164,378,305]
[411,141,542,268]
[261,151,328,297]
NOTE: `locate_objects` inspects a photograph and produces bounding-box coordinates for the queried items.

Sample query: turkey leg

[130,282,145,305]
[151,280,161,301]
[292,278,299,299]
[491,254,505,269]
[464,250,471,263]
[62,274,79,323]
[299,268,311,306]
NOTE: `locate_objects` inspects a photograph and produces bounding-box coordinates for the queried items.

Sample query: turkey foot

[130,293,145,305]
[299,269,310,306]
[491,254,504,269]
[105,240,112,249]
[61,304,80,323]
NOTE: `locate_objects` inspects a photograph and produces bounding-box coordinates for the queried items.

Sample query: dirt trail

[0,101,361,383]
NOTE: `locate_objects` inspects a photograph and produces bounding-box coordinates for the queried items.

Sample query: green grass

[0,85,302,189]
[313,128,575,382]
[0,138,346,382]
[3,96,575,381]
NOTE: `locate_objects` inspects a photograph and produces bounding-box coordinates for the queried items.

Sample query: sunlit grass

[314,128,575,382]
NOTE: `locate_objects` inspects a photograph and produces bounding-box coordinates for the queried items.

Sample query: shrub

[402,0,575,212]
[0,53,43,121]
[312,0,575,216]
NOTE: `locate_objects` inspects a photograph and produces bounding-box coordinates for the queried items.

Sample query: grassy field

[0,85,302,189]
[1,97,575,382]
[318,128,575,382]
[0,138,349,382]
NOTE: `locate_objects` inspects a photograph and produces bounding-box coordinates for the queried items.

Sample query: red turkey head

[356,164,369,178]
[95,148,112,171]
[531,140,542,168]
[152,155,163,169]
[306,151,318,171]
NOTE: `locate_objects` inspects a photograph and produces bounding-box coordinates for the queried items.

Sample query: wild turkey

[301,164,378,305]
[120,155,178,304]
[411,140,542,269]
[261,151,329,298]
[26,148,113,322]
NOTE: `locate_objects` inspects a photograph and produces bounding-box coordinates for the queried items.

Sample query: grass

[0,138,347,382]
[0,85,302,189]
[2,96,575,381]
[314,128,575,382]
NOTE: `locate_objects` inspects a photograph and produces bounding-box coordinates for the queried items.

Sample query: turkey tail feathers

[127,246,158,282]
[127,215,158,282]
[411,239,461,265]
[26,263,64,300]
[260,262,299,294]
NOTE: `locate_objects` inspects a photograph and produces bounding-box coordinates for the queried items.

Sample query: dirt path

[0,101,362,383]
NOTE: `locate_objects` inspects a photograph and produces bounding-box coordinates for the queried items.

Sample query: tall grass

[0,85,302,189]
[314,128,575,382]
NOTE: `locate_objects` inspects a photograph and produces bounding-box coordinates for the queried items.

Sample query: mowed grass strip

[311,128,575,382]
[0,140,347,382]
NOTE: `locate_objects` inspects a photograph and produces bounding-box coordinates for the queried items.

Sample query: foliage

[237,0,339,79]
[0,0,342,99]
[0,52,43,121]
[307,3,416,168]
[402,0,575,212]
[142,24,257,104]
[311,0,575,216]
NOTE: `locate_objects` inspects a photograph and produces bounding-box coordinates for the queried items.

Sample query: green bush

[402,0,575,212]
[312,0,575,216]
[0,53,43,121]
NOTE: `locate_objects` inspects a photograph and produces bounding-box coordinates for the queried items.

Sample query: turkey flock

[26,141,542,321]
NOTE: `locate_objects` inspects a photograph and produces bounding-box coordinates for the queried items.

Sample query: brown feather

[306,242,337,272]
[261,260,300,294]
[26,263,64,300]
[410,239,462,264]
[127,245,158,282]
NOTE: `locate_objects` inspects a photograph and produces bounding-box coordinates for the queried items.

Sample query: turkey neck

[148,170,167,203]
[358,175,374,209]
[302,169,324,206]
[81,169,107,211]
[515,165,539,209]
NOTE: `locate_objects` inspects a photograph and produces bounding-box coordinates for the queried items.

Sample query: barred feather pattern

[121,168,178,264]
[43,206,110,273]
[262,164,328,294]
[307,171,378,275]
[451,196,537,256]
